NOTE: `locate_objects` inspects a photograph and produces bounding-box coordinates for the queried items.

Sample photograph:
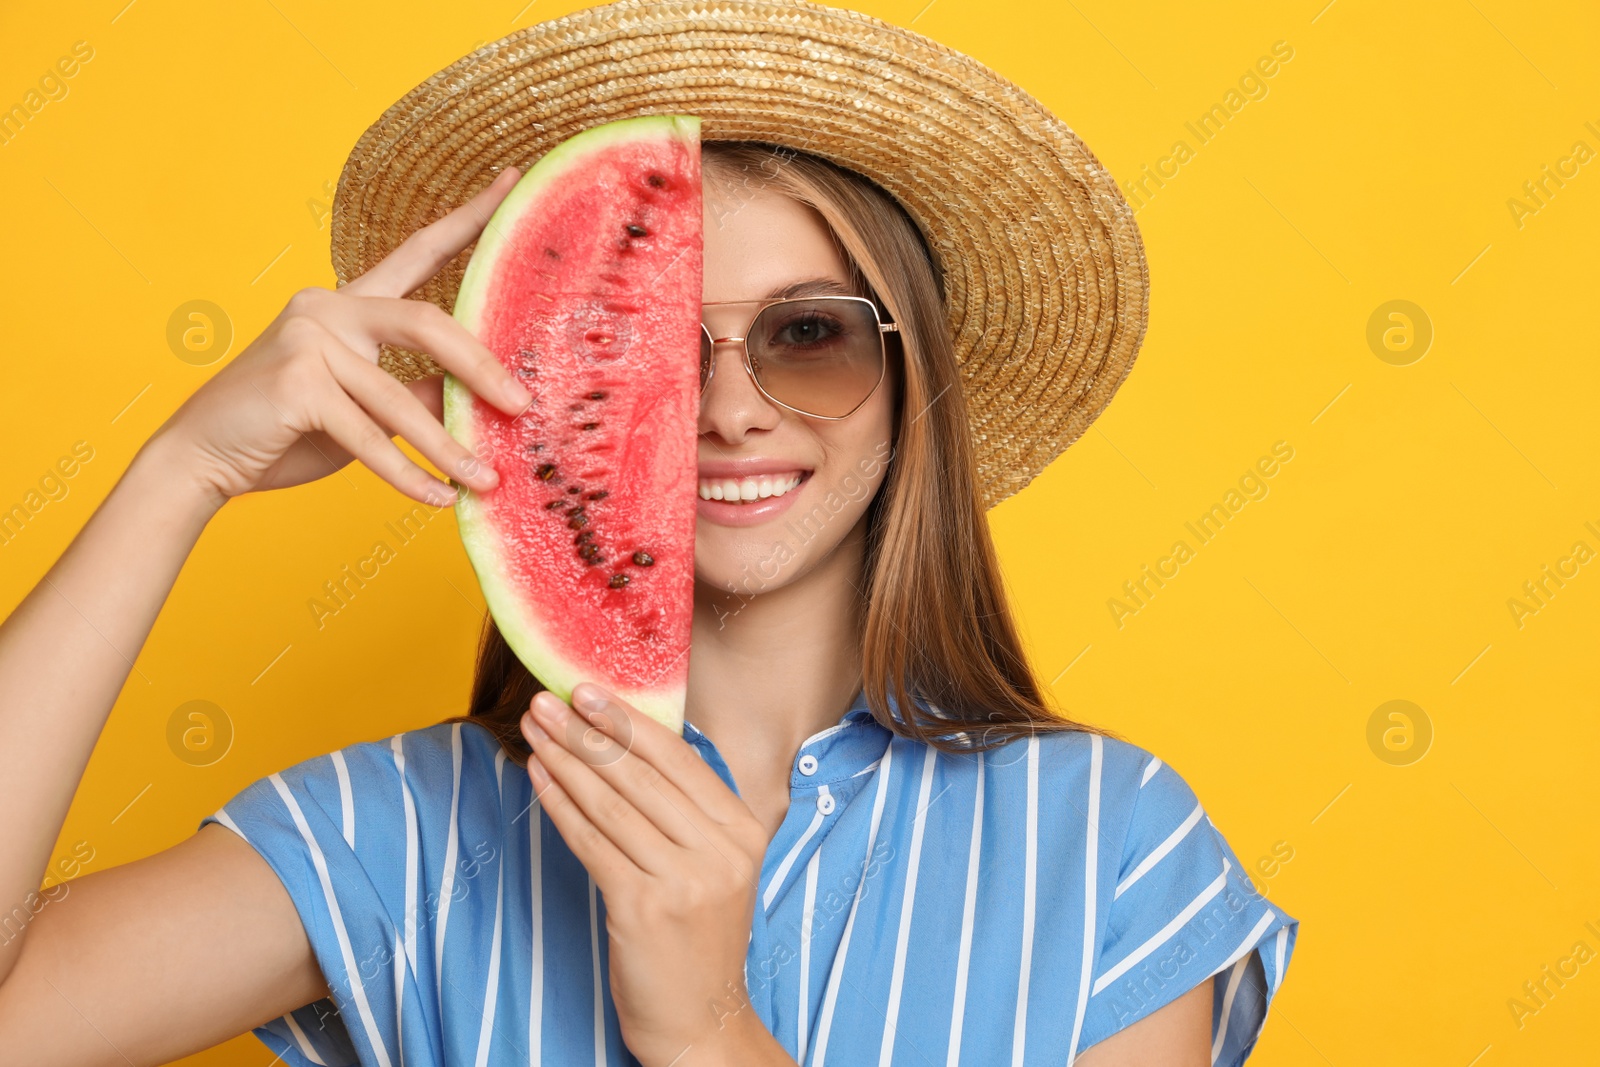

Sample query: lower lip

[696,474,810,527]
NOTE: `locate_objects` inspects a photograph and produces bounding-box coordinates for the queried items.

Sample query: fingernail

[502,379,532,408]
[531,692,566,724]
[527,755,550,789]
[456,457,497,488]
[574,687,608,714]
[523,710,549,741]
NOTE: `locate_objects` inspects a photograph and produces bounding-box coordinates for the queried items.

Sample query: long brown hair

[443,140,1112,766]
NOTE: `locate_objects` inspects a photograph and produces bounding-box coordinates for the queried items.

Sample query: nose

[697,333,781,441]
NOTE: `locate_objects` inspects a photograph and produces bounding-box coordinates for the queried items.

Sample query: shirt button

[816,792,836,815]
[798,754,819,776]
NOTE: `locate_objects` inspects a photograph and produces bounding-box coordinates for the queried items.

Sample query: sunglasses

[700,295,897,420]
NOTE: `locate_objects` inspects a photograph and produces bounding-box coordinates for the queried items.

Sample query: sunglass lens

[699,325,713,390]
[747,299,886,418]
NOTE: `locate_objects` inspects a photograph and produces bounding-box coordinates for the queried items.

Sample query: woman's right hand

[154,165,531,510]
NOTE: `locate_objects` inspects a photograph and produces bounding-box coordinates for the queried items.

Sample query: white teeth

[697,471,805,502]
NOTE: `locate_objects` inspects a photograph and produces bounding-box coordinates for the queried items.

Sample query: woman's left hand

[521,682,793,1067]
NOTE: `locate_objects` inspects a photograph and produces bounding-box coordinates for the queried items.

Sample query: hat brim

[330,0,1149,509]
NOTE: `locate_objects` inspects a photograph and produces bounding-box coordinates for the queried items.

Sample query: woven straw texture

[328,0,1149,509]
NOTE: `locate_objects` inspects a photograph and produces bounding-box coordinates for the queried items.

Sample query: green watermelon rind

[442,113,699,731]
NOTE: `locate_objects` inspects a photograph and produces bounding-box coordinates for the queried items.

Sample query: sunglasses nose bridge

[698,330,751,400]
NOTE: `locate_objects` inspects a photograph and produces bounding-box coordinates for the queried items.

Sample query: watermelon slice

[443,115,702,732]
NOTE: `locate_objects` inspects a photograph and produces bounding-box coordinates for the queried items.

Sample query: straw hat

[329,0,1149,509]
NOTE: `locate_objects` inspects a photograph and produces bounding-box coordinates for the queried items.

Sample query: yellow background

[2,0,1596,1063]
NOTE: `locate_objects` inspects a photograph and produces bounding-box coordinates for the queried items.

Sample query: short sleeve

[199,733,439,1067]
[1079,755,1299,1064]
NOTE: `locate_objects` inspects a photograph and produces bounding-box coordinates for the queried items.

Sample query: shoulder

[1018,728,1252,897]
[1018,731,1302,1063]
[199,719,510,851]
[1003,727,1188,831]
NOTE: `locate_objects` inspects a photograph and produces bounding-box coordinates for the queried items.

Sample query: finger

[341,294,531,418]
[341,166,522,300]
[525,694,692,875]
[571,683,754,829]
[321,341,499,493]
[317,376,444,465]
[292,322,459,506]
[529,691,708,853]
[525,767,640,902]
[518,703,662,883]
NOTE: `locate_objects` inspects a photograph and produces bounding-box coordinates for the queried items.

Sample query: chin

[693,524,810,601]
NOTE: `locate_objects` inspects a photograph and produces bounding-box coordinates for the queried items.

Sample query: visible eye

[770,311,847,348]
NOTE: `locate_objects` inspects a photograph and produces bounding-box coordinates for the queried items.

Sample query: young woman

[0,6,1297,1066]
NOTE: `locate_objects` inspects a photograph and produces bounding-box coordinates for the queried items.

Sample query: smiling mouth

[696,471,809,503]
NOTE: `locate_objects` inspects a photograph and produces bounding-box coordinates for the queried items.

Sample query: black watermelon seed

[632,551,654,567]
[567,485,582,494]
[544,499,565,510]
[647,174,665,188]
[545,247,560,259]
[608,573,630,589]
[568,513,589,530]
[569,402,585,411]
[625,224,647,237]
[575,530,595,544]
[565,505,585,518]
[581,422,599,431]
[585,489,609,501]
[535,464,557,480]
[589,391,606,400]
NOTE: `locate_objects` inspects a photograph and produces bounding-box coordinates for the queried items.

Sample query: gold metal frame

[700,295,897,421]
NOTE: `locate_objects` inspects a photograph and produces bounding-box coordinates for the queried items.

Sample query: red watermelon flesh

[443,115,701,732]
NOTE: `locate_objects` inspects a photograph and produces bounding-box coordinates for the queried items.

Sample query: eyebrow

[763,277,858,300]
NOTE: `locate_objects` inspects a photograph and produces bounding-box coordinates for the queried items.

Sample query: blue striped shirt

[200,689,1298,1065]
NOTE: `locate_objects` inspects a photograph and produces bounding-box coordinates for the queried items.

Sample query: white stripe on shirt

[812,740,896,1064]
[589,872,605,1067]
[530,782,545,1064]
[1140,757,1162,787]
[1211,955,1250,1064]
[798,848,820,1066]
[1212,910,1277,979]
[472,750,506,1067]
[391,736,420,978]
[331,750,355,849]
[1067,734,1104,1064]
[765,801,826,911]
[945,751,985,1067]
[268,772,394,1067]
[1093,868,1228,995]
[436,725,463,1012]
[1011,736,1041,1067]
[878,745,938,1066]
[1115,801,1204,900]
[282,1008,330,1066]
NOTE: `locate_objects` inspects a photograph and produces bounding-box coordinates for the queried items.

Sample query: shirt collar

[682,687,877,741]
[681,687,890,793]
